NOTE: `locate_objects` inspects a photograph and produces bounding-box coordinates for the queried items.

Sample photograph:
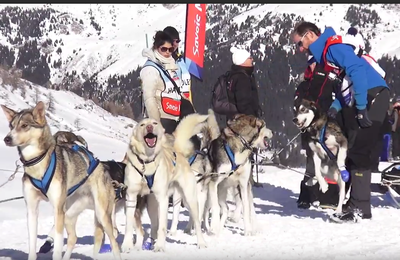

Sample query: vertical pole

[141,33,149,117]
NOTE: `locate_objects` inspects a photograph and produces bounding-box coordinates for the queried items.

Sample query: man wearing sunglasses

[292,22,389,223]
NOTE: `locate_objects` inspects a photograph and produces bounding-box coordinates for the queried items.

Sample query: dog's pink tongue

[146,137,156,147]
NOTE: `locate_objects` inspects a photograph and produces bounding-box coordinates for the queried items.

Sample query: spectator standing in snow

[162,25,201,150]
[163,26,193,104]
[292,22,389,223]
[227,46,262,187]
[294,56,340,209]
[391,97,400,160]
[140,30,194,134]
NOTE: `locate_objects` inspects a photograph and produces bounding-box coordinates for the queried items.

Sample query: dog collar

[17,147,48,167]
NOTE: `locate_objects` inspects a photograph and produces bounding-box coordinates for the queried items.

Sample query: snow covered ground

[0,95,399,259]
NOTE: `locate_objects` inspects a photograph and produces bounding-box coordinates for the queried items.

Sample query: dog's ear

[1,104,16,122]
[255,118,265,128]
[249,116,257,128]
[32,101,46,125]
[223,127,235,137]
[309,101,317,111]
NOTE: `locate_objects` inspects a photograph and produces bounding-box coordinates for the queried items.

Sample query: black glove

[356,108,373,128]
[327,107,338,119]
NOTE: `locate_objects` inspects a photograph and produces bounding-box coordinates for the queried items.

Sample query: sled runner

[380,162,400,209]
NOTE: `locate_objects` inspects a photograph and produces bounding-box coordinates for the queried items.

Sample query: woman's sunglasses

[160,46,175,53]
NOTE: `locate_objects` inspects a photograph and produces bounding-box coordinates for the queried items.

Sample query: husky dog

[169,109,221,236]
[39,131,145,255]
[1,102,122,260]
[204,114,273,236]
[121,113,209,252]
[292,99,348,215]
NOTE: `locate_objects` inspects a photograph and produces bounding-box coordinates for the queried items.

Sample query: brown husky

[1,101,121,260]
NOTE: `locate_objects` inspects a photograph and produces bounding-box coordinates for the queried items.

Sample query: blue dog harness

[23,144,100,197]
[318,123,337,161]
[134,150,206,190]
[223,142,239,173]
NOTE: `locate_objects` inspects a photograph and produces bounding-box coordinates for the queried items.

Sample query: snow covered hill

[0,3,399,166]
[0,70,136,167]
[0,4,398,90]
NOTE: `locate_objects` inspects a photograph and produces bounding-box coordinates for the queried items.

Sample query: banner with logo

[184,4,206,81]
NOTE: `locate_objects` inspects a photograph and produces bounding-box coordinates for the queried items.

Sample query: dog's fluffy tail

[198,109,220,150]
[174,113,209,157]
[205,109,220,141]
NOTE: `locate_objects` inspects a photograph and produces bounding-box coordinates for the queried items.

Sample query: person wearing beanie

[226,46,262,187]
[227,46,260,117]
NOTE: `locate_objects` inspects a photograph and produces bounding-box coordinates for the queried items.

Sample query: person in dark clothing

[228,46,261,119]
[228,46,262,187]
[391,98,400,160]
[292,22,390,223]
[294,57,340,209]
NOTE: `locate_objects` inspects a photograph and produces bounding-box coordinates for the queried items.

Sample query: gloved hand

[327,107,338,119]
[356,108,373,128]
[338,166,350,182]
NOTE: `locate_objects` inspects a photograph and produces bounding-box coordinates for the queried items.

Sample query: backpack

[211,71,239,115]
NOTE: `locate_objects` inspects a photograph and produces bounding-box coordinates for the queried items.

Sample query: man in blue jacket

[291,22,390,223]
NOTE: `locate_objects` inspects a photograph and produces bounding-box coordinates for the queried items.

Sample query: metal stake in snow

[140,33,150,117]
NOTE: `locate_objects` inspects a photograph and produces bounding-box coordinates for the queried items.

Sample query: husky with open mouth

[121,113,210,252]
[292,99,349,217]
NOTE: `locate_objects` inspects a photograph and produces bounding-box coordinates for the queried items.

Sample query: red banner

[184,4,206,81]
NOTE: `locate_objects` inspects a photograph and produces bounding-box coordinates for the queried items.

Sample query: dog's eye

[153,122,158,125]
[140,123,145,127]
[21,124,28,129]
[300,107,306,112]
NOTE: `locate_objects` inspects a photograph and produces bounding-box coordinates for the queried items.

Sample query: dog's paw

[243,230,256,236]
[152,243,165,253]
[168,229,177,237]
[319,181,329,193]
[121,242,134,253]
[28,253,38,260]
[197,241,208,249]
[228,212,241,223]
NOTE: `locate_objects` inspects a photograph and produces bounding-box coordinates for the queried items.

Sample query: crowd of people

[139,22,396,224]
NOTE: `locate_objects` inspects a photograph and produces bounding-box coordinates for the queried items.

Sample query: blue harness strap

[28,144,100,197]
[223,142,239,171]
[67,144,100,196]
[29,152,57,197]
[318,124,337,161]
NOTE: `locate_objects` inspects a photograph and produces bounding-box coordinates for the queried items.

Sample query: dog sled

[379,162,400,209]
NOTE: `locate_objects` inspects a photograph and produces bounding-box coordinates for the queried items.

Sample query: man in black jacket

[294,57,340,209]
[228,46,262,187]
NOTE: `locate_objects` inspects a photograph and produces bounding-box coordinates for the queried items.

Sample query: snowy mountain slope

[0,4,398,89]
[0,71,136,162]
[0,4,187,86]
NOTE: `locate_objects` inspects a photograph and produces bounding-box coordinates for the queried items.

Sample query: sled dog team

[0,100,348,260]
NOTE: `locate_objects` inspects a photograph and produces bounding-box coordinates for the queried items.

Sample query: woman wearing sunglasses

[140,30,194,134]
